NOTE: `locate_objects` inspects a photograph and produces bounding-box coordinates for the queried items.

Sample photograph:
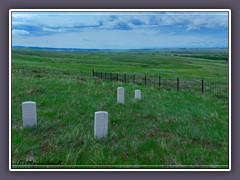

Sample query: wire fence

[11,66,229,100]
[93,70,229,99]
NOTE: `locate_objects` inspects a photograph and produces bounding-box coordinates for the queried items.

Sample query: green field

[11,48,229,169]
[12,48,228,81]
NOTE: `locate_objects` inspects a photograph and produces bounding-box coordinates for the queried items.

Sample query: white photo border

[9,9,231,171]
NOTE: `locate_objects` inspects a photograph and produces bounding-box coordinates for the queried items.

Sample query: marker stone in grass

[94,111,108,139]
[117,87,125,104]
[135,90,141,100]
[22,101,37,128]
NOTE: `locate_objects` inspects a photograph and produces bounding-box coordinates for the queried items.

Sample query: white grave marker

[22,101,37,128]
[117,87,124,104]
[94,111,108,139]
[135,90,141,100]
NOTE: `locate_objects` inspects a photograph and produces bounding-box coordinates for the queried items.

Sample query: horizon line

[12,45,228,50]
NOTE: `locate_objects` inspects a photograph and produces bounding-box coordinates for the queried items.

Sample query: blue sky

[11,11,229,49]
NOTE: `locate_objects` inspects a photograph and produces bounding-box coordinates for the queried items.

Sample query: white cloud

[185,15,228,30]
[42,27,65,32]
[12,13,36,19]
[12,28,228,49]
[12,12,228,32]
[12,29,30,35]
[12,12,103,29]
[11,11,229,48]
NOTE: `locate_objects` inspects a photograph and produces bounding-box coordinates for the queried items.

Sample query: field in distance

[12,48,228,81]
[11,48,229,168]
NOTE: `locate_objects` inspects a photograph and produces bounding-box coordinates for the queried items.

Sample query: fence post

[124,74,126,83]
[159,76,161,87]
[117,73,118,81]
[177,77,179,91]
[201,79,204,94]
[133,74,135,83]
[92,69,95,77]
[144,75,147,85]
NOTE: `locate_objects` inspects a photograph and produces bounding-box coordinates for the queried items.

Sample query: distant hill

[12,46,228,52]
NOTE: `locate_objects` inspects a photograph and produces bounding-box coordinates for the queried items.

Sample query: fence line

[93,70,228,99]
[12,66,228,99]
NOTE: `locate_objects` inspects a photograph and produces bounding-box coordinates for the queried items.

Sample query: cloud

[12,27,228,49]
[113,22,133,30]
[12,13,36,19]
[42,27,66,33]
[11,11,229,36]
[12,29,30,35]
[185,15,228,30]
[11,11,229,49]
[146,12,228,31]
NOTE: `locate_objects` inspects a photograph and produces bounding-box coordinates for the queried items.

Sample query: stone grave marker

[94,111,108,139]
[135,90,141,100]
[117,87,125,104]
[22,101,37,128]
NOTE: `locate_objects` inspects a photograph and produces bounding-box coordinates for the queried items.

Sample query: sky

[11,11,229,49]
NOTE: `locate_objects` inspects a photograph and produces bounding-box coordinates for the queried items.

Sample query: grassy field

[12,48,228,81]
[11,48,229,169]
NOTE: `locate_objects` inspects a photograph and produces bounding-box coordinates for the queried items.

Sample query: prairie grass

[11,49,229,169]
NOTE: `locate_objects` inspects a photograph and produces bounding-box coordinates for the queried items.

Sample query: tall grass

[11,49,229,169]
